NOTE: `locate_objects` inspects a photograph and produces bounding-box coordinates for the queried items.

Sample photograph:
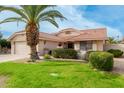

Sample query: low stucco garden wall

[104,44,124,55]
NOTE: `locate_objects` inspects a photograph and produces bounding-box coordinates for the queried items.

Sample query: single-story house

[8,28,107,57]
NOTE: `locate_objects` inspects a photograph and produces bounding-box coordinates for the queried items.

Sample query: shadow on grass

[41,63,75,66]
[43,59,87,63]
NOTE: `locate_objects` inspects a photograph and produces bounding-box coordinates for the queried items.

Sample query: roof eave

[8,31,26,41]
[65,38,107,42]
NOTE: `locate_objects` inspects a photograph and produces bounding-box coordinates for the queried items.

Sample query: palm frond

[37,10,66,22]
[0,17,26,24]
[40,17,59,28]
[0,5,65,29]
[20,5,54,23]
[35,5,55,16]
[0,6,29,21]
[20,5,32,20]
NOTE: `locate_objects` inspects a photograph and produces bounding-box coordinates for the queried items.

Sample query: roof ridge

[79,28,106,31]
[55,28,79,35]
[65,28,107,41]
[39,31,56,36]
[65,33,81,40]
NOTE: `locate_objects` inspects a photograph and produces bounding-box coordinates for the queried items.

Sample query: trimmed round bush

[85,51,96,61]
[89,51,114,71]
[52,48,77,59]
[107,49,123,58]
[43,54,51,59]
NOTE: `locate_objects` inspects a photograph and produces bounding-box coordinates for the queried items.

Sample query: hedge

[89,51,114,71]
[43,54,51,59]
[52,48,77,59]
[85,51,96,61]
[107,49,123,58]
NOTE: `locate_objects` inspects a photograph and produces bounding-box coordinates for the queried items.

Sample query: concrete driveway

[0,54,29,62]
[113,58,124,74]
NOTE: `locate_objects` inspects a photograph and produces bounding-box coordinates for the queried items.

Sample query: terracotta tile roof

[67,28,107,41]
[39,32,62,42]
[8,28,107,42]
[56,28,107,42]
[8,31,62,42]
[54,28,80,40]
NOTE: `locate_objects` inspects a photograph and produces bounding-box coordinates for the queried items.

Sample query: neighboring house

[8,28,107,57]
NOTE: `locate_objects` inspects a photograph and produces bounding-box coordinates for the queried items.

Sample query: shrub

[85,51,96,61]
[27,59,36,62]
[107,49,123,58]
[43,54,51,59]
[52,48,77,59]
[89,51,114,71]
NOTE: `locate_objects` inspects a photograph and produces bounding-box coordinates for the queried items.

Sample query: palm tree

[107,37,118,44]
[0,5,66,60]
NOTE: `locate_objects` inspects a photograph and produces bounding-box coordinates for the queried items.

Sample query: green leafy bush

[43,54,51,59]
[107,49,123,58]
[85,51,96,61]
[52,48,77,59]
[89,51,114,71]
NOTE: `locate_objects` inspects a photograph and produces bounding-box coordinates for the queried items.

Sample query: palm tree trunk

[30,45,39,59]
[26,23,39,60]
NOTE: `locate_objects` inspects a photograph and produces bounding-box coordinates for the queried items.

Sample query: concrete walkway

[0,54,29,62]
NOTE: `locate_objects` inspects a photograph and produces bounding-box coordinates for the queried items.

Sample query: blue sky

[0,5,124,40]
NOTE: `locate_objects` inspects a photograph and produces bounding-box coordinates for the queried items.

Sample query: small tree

[0,32,2,52]
[0,32,2,39]
[0,39,11,53]
[0,39,11,48]
[107,37,118,44]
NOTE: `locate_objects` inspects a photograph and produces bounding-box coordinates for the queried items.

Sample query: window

[68,42,74,49]
[80,41,86,50]
[80,41,92,51]
[87,41,92,50]
[58,43,62,47]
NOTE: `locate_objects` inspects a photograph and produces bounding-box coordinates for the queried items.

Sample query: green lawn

[0,60,124,88]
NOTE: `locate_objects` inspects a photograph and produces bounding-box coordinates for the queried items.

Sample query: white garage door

[15,41,30,55]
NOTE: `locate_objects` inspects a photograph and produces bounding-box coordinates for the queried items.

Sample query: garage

[14,41,30,55]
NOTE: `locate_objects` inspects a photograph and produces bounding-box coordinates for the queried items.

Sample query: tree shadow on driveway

[113,58,124,74]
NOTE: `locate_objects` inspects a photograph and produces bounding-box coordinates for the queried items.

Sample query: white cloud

[0,5,123,40]
[41,5,123,39]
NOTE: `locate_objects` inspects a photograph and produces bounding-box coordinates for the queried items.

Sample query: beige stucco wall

[10,33,59,55]
[74,40,104,51]
[38,40,59,55]
[11,34,26,54]
[10,34,30,55]
[76,40,104,59]
[97,40,104,51]
[104,44,124,52]
[11,34,26,42]
[10,33,105,56]
[92,40,104,51]
[92,41,97,51]
[74,42,80,51]
[11,42,15,54]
